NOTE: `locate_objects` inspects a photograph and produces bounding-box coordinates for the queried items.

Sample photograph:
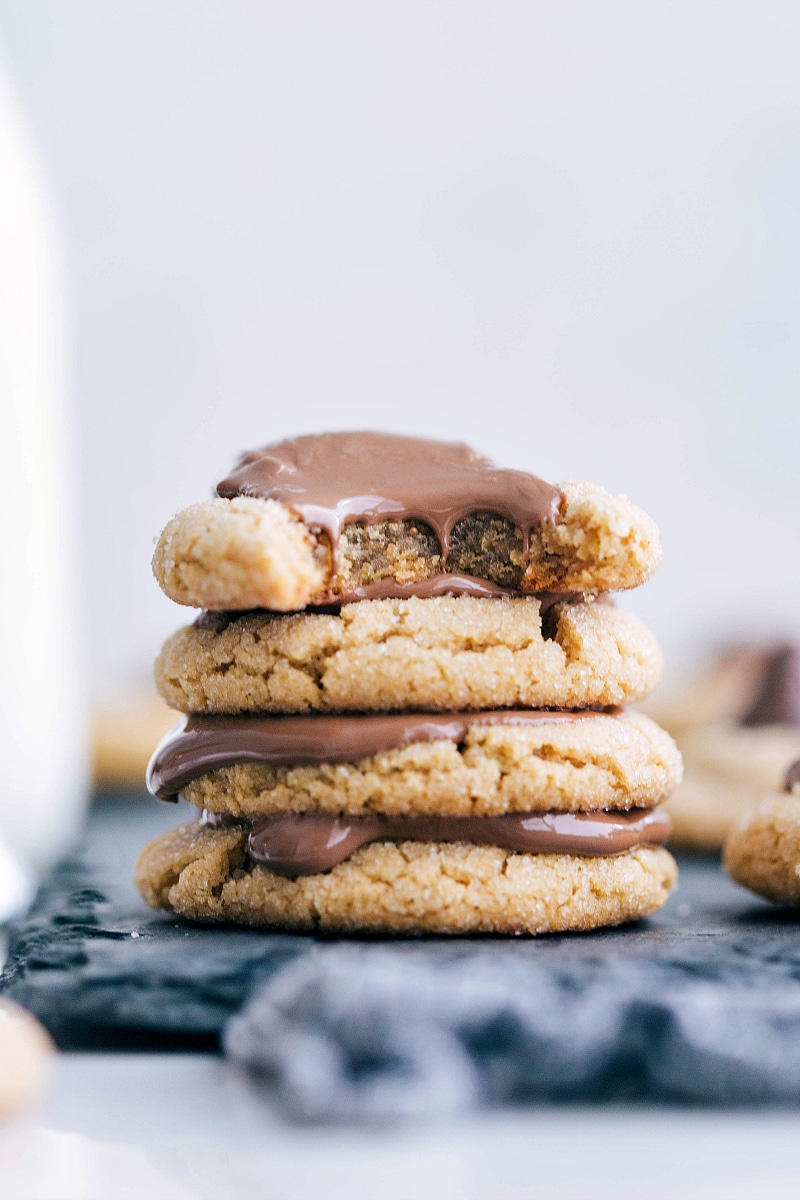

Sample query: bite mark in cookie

[153,434,662,611]
[141,429,675,936]
[217,432,562,568]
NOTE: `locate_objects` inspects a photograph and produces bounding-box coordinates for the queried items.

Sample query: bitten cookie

[659,644,800,850]
[152,434,661,611]
[136,822,677,935]
[141,428,675,938]
[155,596,663,714]
[724,762,800,903]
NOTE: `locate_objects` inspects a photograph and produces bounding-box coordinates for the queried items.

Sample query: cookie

[152,434,661,611]
[155,596,663,714]
[141,429,675,937]
[151,710,681,819]
[0,998,53,1116]
[135,821,677,934]
[660,644,800,850]
[724,763,800,903]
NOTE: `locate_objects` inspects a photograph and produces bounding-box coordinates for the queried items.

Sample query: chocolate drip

[148,709,621,803]
[201,807,671,876]
[786,761,800,793]
[740,645,800,728]
[325,578,594,608]
[216,433,562,568]
[329,574,521,602]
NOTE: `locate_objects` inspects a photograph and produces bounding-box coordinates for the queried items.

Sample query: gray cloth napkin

[223,944,800,1122]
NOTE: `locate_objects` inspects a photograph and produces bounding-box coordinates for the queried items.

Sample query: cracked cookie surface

[177,711,681,819]
[152,480,661,612]
[135,823,677,934]
[155,595,662,714]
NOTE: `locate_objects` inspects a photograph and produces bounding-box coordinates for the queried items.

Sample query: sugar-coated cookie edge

[136,825,676,934]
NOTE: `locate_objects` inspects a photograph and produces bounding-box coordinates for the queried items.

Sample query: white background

[2,1055,800,1200]
[1,0,799,695]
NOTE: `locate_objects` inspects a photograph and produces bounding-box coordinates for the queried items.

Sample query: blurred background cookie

[724,760,800,903]
[652,644,800,851]
[92,692,177,792]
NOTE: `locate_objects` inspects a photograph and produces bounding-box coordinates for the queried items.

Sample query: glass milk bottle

[0,59,87,902]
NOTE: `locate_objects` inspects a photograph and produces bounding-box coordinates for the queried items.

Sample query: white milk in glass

[0,59,87,902]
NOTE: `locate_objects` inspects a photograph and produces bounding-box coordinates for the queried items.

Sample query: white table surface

[2,1054,800,1200]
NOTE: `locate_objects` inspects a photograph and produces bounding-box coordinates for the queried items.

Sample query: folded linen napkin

[224,944,800,1122]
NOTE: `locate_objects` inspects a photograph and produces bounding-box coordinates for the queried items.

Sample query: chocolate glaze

[331,574,521,602]
[148,709,622,803]
[786,761,800,793]
[327,578,594,608]
[200,807,671,876]
[216,432,563,568]
[741,645,800,728]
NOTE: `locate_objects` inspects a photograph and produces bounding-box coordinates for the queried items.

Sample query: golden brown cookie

[153,480,661,612]
[175,711,681,819]
[724,792,800,904]
[135,821,677,934]
[723,764,800,903]
[155,596,663,714]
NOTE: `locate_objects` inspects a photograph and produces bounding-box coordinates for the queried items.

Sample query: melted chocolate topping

[786,761,800,793]
[148,709,622,803]
[741,645,800,728]
[200,807,671,876]
[216,432,562,567]
[331,574,521,602]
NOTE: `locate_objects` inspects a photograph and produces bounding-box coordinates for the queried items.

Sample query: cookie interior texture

[173,711,682,819]
[154,596,663,714]
[152,479,661,612]
[146,436,669,935]
[135,823,676,934]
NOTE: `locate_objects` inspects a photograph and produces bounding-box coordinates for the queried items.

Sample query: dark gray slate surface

[4,795,800,1115]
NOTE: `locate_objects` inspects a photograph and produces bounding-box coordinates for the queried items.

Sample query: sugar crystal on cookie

[139,432,679,934]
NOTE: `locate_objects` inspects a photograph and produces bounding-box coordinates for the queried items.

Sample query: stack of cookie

[137,433,682,935]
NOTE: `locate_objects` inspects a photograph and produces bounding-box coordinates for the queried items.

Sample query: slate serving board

[4,795,800,1112]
